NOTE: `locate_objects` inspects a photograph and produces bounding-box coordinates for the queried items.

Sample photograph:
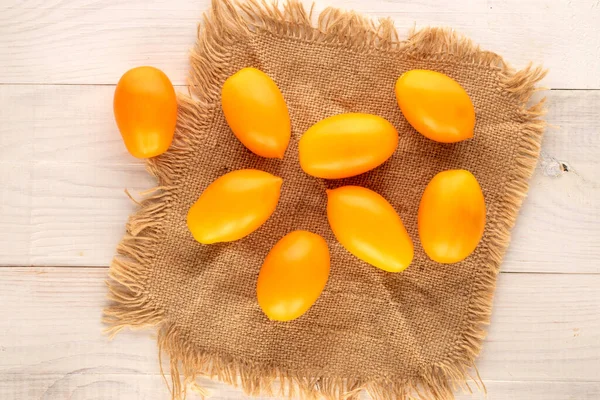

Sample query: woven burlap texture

[104,0,547,398]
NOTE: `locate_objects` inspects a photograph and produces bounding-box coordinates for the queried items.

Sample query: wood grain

[2,375,599,400]
[0,268,598,384]
[1,0,599,398]
[1,86,598,272]
[1,0,599,88]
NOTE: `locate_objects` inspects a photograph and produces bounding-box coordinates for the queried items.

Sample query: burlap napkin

[104,0,546,398]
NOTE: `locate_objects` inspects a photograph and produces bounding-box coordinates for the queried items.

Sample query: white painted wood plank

[505,90,600,274]
[0,268,598,385]
[1,0,599,88]
[0,165,32,265]
[1,374,599,400]
[0,164,155,266]
[1,85,598,271]
[0,84,138,164]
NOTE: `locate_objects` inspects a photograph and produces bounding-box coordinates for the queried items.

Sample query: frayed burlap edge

[103,0,547,398]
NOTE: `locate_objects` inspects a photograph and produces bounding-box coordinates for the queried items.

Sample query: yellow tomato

[327,186,413,272]
[256,230,330,321]
[418,170,486,263]
[395,69,475,143]
[299,113,399,179]
[187,169,282,244]
[221,68,291,159]
[113,66,177,158]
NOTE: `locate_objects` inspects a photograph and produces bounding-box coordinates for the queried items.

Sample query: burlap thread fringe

[104,0,547,398]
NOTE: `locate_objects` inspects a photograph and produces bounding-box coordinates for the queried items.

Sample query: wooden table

[1,0,599,398]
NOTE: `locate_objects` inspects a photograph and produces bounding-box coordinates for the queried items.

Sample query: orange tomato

[299,113,399,179]
[327,186,413,272]
[418,169,486,263]
[187,169,282,244]
[395,69,475,143]
[113,66,177,158]
[221,68,291,159]
[256,230,330,321]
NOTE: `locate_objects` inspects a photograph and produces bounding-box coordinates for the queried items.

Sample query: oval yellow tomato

[221,68,291,159]
[187,169,282,244]
[418,169,486,263]
[395,69,475,143]
[257,230,330,321]
[327,186,413,272]
[113,66,177,158]
[299,113,399,179]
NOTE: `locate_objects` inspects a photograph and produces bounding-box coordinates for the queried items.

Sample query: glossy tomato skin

[418,170,486,263]
[395,70,475,143]
[187,169,282,244]
[221,68,291,159]
[113,66,177,158]
[327,186,413,272]
[299,113,399,179]
[257,230,330,321]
